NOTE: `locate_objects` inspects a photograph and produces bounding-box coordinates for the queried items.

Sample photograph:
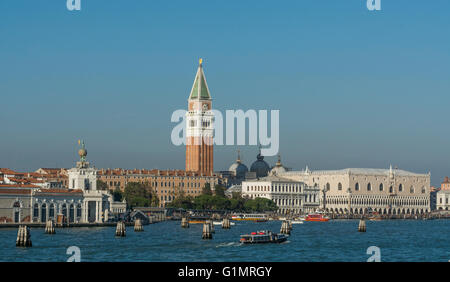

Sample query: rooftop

[283,167,429,177]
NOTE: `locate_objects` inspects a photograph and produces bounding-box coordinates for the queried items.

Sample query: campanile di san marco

[185,59,214,175]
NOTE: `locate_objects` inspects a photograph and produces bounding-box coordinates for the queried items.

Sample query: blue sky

[0,0,449,186]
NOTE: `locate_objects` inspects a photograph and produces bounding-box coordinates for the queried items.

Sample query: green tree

[202,183,213,195]
[123,182,157,208]
[97,180,108,191]
[244,197,278,212]
[214,184,226,198]
[112,187,123,202]
[194,194,214,210]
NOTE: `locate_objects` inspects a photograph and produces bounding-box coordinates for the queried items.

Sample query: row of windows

[189,120,212,128]
[439,198,449,204]
[246,184,301,193]
[326,197,429,206]
[33,203,82,219]
[108,181,212,188]
[326,182,427,194]
[103,175,214,180]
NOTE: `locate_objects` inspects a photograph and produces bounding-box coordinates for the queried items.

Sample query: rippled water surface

[1,220,449,262]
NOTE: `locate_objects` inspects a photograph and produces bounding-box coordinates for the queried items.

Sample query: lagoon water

[1,220,449,262]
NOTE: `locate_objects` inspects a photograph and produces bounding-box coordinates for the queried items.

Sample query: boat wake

[216,242,242,248]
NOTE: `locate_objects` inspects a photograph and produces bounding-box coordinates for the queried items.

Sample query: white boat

[291,220,304,224]
[213,221,235,226]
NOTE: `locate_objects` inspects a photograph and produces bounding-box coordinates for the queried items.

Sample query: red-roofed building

[97,168,226,207]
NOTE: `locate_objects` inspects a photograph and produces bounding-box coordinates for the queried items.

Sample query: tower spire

[188,58,211,100]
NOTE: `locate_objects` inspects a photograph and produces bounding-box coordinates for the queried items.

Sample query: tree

[97,180,108,191]
[123,182,157,208]
[112,187,123,202]
[202,183,213,195]
[214,184,226,198]
[244,197,278,212]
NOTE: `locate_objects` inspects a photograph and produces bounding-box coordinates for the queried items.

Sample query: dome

[269,155,286,176]
[250,152,270,178]
[229,150,248,179]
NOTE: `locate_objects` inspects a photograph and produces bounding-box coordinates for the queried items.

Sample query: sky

[0,0,449,186]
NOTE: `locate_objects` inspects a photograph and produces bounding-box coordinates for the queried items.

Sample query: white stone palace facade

[279,166,431,215]
[241,175,320,214]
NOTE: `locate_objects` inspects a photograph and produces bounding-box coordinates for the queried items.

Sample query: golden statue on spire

[78,139,87,162]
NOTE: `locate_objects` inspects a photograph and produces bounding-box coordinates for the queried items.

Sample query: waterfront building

[97,168,224,207]
[0,184,36,223]
[436,190,450,211]
[280,165,431,215]
[436,177,450,211]
[185,58,214,175]
[0,142,121,223]
[241,176,320,214]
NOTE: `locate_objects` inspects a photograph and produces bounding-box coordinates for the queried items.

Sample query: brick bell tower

[186,58,214,175]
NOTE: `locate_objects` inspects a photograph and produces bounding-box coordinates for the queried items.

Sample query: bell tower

[185,59,214,175]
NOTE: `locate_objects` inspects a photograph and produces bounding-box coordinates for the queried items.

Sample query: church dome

[269,155,286,176]
[250,151,270,178]
[229,150,248,179]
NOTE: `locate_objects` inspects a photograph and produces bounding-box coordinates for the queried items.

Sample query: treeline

[166,183,278,212]
[99,180,159,208]
[100,180,278,212]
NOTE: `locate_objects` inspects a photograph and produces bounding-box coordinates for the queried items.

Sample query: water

[1,220,449,262]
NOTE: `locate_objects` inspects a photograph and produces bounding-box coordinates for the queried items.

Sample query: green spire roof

[189,59,211,100]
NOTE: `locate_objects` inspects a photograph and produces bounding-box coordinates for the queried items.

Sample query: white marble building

[279,166,431,215]
[30,142,119,223]
[241,175,320,214]
[436,190,450,211]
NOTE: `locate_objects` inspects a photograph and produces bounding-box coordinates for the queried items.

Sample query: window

[77,204,82,217]
[399,184,403,192]
[49,204,55,218]
[355,183,360,191]
[367,183,372,191]
[379,184,384,191]
[33,204,39,217]
[421,187,426,194]
[338,183,342,191]
[410,186,414,194]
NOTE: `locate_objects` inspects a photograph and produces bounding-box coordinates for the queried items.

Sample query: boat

[188,216,210,224]
[231,214,268,222]
[240,230,288,244]
[304,212,329,222]
[291,220,304,224]
[368,212,382,221]
[213,221,236,226]
[189,220,206,224]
